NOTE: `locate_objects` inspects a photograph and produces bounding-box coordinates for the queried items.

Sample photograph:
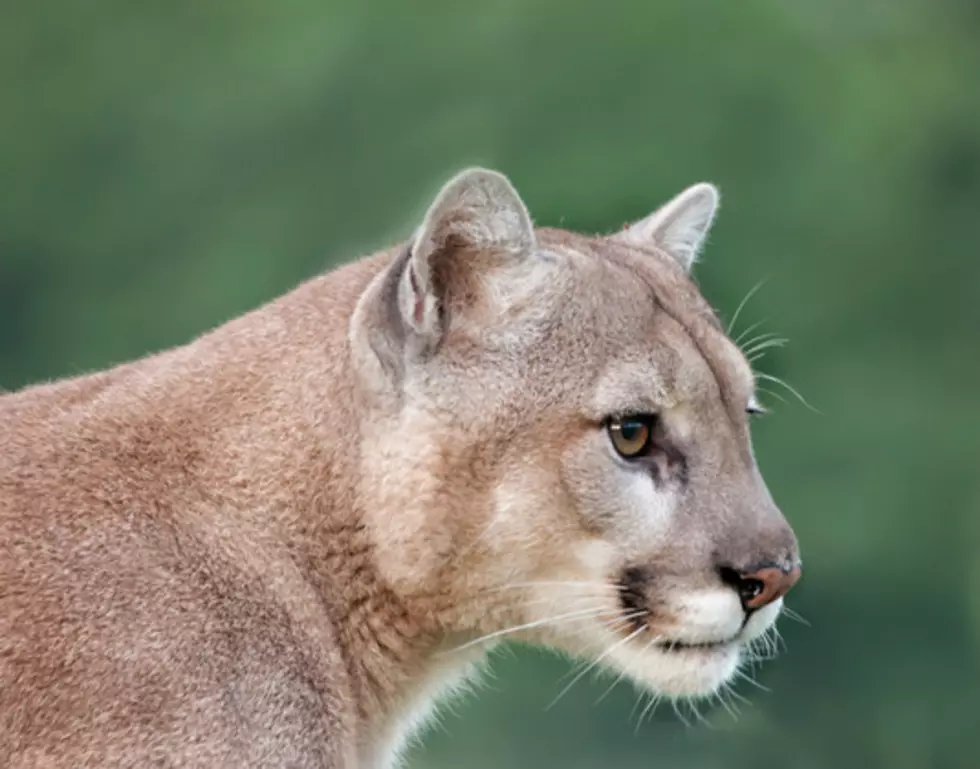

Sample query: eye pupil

[620,422,644,441]
[608,416,654,458]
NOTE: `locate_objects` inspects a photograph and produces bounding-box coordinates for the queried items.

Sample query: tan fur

[0,169,800,768]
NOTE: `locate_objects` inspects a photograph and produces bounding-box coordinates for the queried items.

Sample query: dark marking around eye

[645,445,688,488]
[667,445,689,486]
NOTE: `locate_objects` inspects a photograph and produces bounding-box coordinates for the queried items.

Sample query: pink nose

[737,565,802,610]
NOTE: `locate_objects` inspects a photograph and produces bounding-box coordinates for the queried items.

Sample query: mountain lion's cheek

[560,437,677,547]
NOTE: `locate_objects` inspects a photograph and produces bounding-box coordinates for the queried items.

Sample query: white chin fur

[523,577,783,700]
[584,595,782,699]
[742,598,783,641]
[605,596,783,698]
[606,638,742,698]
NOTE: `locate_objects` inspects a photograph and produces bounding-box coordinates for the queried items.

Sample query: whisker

[744,636,770,661]
[714,688,740,721]
[628,634,669,733]
[518,594,613,606]
[732,668,770,692]
[594,671,629,706]
[596,610,648,632]
[772,626,787,654]
[727,279,768,336]
[546,624,646,711]
[440,607,625,655]
[740,330,783,354]
[765,633,779,658]
[745,338,789,361]
[744,641,777,663]
[687,699,711,729]
[732,319,766,347]
[444,590,614,624]
[452,515,502,561]
[468,581,623,613]
[754,372,820,413]
[744,332,787,348]
[781,606,811,626]
[725,685,752,706]
[629,688,648,722]
[483,581,625,593]
[751,630,773,659]
[718,683,742,721]
[765,632,778,658]
[635,693,663,733]
[756,385,788,406]
[670,700,693,729]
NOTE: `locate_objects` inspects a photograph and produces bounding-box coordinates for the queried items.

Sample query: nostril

[717,566,740,589]
[719,563,802,611]
[717,565,768,610]
[737,577,765,605]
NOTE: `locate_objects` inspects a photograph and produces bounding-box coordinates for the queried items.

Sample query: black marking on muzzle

[619,566,651,629]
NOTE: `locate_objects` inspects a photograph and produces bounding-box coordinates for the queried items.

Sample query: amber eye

[608,416,655,458]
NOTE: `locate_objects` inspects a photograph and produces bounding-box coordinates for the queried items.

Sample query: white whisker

[597,610,648,632]
[754,372,820,413]
[635,692,663,733]
[745,338,789,361]
[484,581,625,593]
[732,668,770,692]
[740,330,783,354]
[629,688,648,722]
[546,624,646,711]
[756,386,788,406]
[670,700,693,729]
[686,699,711,728]
[512,594,616,611]
[732,318,766,346]
[594,662,634,706]
[727,279,768,336]
[781,605,811,626]
[440,606,624,655]
[717,684,744,718]
[772,625,787,654]
[725,684,751,706]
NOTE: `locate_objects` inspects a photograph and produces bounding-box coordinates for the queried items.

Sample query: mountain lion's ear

[619,183,720,272]
[350,168,536,389]
[400,167,535,341]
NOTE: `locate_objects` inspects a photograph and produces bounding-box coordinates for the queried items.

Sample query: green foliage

[3,1,979,767]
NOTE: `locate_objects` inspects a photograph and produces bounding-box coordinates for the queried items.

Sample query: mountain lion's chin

[604,635,743,698]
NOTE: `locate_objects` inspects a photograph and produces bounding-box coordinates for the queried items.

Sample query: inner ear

[349,167,536,390]
[413,168,535,264]
[397,167,536,345]
[618,183,720,272]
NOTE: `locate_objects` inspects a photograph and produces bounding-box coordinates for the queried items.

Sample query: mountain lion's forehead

[534,227,752,404]
[535,227,723,333]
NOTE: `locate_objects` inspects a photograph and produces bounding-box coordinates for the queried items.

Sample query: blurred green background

[3,1,979,767]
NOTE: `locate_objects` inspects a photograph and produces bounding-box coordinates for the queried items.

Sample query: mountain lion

[0,168,801,768]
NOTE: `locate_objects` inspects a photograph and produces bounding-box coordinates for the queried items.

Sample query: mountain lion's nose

[719,563,802,611]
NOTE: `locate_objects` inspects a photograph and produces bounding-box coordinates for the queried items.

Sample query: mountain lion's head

[349,168,801,699]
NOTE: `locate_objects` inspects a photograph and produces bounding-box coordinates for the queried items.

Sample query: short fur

[0,168,800,768]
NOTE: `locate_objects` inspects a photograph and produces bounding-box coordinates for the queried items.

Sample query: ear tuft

[620,182,720,272]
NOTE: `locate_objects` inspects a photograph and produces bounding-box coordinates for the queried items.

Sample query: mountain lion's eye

[608,416,655,458]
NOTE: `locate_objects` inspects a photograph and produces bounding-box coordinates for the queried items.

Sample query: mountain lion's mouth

[655,636,739,653]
